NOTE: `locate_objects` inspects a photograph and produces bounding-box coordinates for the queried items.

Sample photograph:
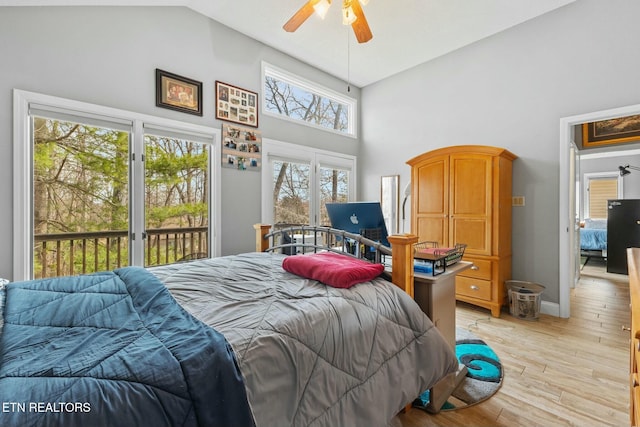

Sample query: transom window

[262,62,357,137]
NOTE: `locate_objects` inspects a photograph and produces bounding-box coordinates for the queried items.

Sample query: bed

[0,225,458,427]
[580,218,608,267]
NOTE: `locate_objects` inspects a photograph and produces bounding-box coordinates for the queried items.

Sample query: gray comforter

[150,252,458,427]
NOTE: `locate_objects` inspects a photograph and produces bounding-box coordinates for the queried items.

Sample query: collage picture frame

[215,81,258,127]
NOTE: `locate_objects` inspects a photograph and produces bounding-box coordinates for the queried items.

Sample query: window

[262,62,357,137]
[262,139,356,227]
[583,172,622,219]
[14,90,220,280]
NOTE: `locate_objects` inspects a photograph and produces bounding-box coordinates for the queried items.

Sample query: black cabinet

[607,199,640,274]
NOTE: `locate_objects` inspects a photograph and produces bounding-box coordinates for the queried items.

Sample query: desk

[414,261,472,350]
[414,260,472,413]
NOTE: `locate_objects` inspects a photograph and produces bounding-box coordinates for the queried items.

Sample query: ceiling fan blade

[350,0,372,43]
[283,0,319,32]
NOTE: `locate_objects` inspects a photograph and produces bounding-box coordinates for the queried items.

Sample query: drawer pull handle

[623,325,631,332]
[470,285,479,291]
[470,265,479,271]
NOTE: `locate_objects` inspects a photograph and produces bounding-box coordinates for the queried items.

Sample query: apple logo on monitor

[350,213,359,224]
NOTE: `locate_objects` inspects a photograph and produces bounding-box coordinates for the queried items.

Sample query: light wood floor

[391,260,631,427]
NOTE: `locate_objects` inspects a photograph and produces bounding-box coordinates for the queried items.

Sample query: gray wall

[360,0,640,304]
[0,6,361,278]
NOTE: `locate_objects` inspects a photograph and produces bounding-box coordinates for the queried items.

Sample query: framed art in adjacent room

[155,69,203,116]
[215,81,258,127]
[582,113,640,148]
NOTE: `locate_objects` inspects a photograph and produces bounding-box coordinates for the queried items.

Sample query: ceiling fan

[283,0,373,44]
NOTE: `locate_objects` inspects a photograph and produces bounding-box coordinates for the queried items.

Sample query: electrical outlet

[512,196,525,206]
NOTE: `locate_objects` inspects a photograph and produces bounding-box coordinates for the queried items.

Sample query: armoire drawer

[459,258,492,280]
[456,276,492,301]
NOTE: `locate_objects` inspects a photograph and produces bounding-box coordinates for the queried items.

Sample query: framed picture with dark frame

[215,81,258,128]
[582,114,640,148]
[155,69,203,116]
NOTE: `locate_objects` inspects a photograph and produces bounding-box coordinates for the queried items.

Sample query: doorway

[559,103,640,318]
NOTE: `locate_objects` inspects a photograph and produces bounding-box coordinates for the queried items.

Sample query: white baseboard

[540,300,560,317]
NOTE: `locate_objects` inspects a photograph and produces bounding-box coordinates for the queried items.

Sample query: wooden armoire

[407,145,517,317]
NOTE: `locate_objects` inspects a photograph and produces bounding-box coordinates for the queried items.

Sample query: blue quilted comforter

[0,267,255,427]
[580,228,607,250]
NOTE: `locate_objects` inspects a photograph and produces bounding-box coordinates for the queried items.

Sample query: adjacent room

[1,1,640,426]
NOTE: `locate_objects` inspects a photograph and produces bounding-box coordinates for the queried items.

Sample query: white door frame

[559,103,640,318]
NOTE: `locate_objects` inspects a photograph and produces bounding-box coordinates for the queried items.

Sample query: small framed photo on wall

[155,69,203,116]
[215,81,258,127]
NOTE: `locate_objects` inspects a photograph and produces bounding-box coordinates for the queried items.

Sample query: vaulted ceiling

[1,0,575,87]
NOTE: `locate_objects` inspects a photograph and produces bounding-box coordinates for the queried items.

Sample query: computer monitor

[325,201,390,247]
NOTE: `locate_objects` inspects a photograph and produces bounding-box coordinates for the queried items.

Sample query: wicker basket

[507,280,545,320]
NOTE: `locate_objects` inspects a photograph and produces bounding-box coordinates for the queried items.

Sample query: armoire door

[449,153,492,255]
[413,154,449,246]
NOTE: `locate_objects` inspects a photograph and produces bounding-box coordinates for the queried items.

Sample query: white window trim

[261,62,358,138]
[582,171,623,219]
[13,89,221,280]
[261,137,357,226]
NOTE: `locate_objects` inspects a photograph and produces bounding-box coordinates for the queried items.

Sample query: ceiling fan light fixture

[284,0,372,43]
[342,5,357,25]
[313,0,331,19]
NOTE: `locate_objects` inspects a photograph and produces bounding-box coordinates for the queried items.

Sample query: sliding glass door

[271,159,311,225]
[16,90,219,280]
[318,161,350,226]
[263,139,355,227]
[32,115,131,278]
[144,132,210,266]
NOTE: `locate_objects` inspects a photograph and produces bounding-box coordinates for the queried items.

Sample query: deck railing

[34,226,208,279]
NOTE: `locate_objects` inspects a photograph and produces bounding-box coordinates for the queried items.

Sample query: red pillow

[281,252,385,289]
